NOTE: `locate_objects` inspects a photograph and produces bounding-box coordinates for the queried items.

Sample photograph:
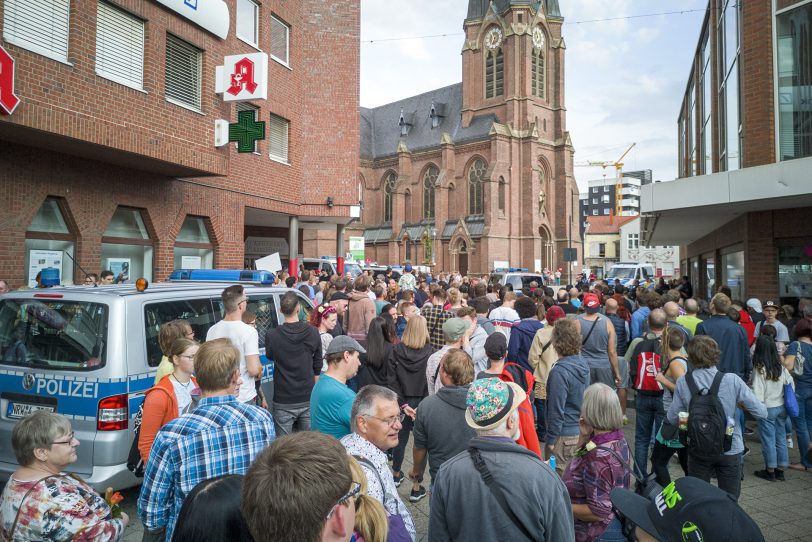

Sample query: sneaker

[775,468,786,481]
[787,437,794,449]
[393,471,404,487]
[409,485,427,502]
[743,426,755,436]
[742,446,751,458]
[753,469,776,482]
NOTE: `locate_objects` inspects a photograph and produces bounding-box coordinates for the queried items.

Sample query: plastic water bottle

[726,417,735,437]
[549,454,557,471]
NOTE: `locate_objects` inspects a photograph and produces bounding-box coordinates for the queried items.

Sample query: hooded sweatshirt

[265,321,322,404]
[388,342,434,403]
[507,319,545,374]
[346,290,376,341]
[545,353,591,446]
[412,385,476,480]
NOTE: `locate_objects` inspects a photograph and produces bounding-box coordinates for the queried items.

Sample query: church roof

[466,0,559,21]
[360,83,497,161]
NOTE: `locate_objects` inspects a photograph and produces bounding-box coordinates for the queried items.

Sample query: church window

[383,172,396,223]
[485,49,504,99]
[468,159,486,216]
[423,165,438,220]
[531,48,545,99]
[498,177,506,213]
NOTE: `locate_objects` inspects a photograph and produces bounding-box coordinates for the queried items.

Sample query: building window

[485,49,504,99]
[468,159,486,215]
[174,216,214,270]
[599,243,606,258]
[777,2,812,161]
[602,194,610,203]
[592,209,598,216]
[688,79,696,176]
[3,0,70,63]
[102,207,153,283]
[531,48,545,98]
[236,102,260,153]
[604,186,610,192]
[236,0,259,47]
[678,112,686,178]
[592,198,598,204]
[701,31,712,174]
[718,0,741,171]
[603,208,610,215]
[422,165,438,220]
[628,233,639,250]
[383,172,396,223]
[96,1,144,90]
[25,197,76,287]
[271,15,290,66]
[165,34,202,111]
[498,177,506,213]
[268,113,289,163]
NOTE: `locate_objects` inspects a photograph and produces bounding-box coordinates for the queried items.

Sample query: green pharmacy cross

[229,110,266,153]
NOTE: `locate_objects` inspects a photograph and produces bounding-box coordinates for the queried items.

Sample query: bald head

[605,298,618,314]
[569,288,579,300]
[648,308,667,331]
[684,298,698,315]
[664,301,681,321]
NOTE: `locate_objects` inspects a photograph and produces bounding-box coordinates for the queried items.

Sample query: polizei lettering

[36,379,99,398]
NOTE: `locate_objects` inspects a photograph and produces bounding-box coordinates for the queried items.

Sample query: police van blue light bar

[493,267,529,273]
[169,269,275,285]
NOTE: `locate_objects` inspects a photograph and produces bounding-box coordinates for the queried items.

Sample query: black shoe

[742,446,751,458]
[409,485,427,502]
[753,469,776,481]
[393,471,404,487]
[775,468,786,481]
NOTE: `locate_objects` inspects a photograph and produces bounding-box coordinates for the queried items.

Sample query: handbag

[3,475,58,542]
[790,341,806,377]
[784,370,800,418]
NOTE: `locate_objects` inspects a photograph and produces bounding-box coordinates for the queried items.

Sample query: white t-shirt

[171,377,194,416]
[489,306,520,343]
[206,320,260,403]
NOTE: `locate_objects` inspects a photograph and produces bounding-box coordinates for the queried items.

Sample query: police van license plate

[7,402,54,419]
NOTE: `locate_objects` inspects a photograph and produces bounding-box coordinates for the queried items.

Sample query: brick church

[357,0,582,275]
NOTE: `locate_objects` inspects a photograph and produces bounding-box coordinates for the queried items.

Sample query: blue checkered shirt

[137,395,275,540]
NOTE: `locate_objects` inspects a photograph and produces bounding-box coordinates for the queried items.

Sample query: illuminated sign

[216,53,268,102]
[153,0,229,39]
[0,45,20,115]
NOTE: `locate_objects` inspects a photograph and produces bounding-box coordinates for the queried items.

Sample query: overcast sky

[360,0,709,189]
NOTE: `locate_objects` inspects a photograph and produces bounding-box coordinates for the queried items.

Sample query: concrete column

[336,223,346,276]
[288,216,299,278]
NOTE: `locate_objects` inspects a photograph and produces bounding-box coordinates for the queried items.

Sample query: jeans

[534,398,547,441]
[392,397,421,472]
[794,389,812,467]
[688,452,742,499]
[758,406,788,469]
[272,401,310,435]
[634,394,665,477]
[650,440,688,487]
[597,518,627,542]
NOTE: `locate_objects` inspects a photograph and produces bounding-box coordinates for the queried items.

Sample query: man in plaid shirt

[138,338,275,540]
[422,287,452,350]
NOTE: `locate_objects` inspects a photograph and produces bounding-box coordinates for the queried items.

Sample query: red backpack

[633,337,664,392]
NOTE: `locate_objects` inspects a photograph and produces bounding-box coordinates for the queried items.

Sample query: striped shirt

[137,395,275,540]
[489,306,520,343]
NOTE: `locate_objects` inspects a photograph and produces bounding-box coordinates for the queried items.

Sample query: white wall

[619,218,681,277]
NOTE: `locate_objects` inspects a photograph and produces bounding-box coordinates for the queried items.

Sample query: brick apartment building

[0,0,359,287]
[356,0,581,276]
[641,0,812,305]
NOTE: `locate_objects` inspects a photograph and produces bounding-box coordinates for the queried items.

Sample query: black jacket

[265,322,322,404]
[358,343,393,389]
[388,342,434,402]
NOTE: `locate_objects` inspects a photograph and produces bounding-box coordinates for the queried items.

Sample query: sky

[360,0,709,189]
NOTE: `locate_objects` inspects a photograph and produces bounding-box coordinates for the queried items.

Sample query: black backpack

[684,372,731,459]
[126,401,145,477]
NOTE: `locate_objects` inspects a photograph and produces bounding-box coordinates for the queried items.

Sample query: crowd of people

[2,264,811,542]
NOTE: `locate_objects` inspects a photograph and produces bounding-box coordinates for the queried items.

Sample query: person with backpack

[785,325,812,471]
[666,336,767,499]
[628,309,668,478]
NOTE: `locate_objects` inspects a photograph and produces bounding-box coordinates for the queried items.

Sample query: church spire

[466,0,542,22]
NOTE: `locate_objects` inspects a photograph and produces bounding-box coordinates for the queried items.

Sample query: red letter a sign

[0,45,20,115]
[227,57,258,97]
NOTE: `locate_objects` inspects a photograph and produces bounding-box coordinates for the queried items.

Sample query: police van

[0,272,312,490]
[300,257,363,279]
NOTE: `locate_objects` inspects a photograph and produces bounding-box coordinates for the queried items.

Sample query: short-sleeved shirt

[310,374,356,439]
[755,320,790,343]
[205,320,260,403]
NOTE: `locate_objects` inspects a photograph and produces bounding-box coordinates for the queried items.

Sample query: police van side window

[144,299,217,367]
[302,261,321,272]
[212,295,279,348]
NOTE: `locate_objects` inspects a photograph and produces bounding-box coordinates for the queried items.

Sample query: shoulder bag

[790,341,806,377]
[784,369,800,418]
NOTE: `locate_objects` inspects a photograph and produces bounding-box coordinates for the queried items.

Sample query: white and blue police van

[0,269,312,490]
[300,257,363,280]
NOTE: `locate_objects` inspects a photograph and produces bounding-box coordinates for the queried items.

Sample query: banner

[349,237,365,262]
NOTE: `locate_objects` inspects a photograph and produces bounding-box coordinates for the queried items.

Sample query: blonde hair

[448,287,462,307]
[194,338,239,391]
[401,314,429,349]
[347,456,389,542]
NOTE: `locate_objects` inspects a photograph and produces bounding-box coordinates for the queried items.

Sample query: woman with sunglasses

[310,304,339,372]
[1,411,128,540]
[138,337,200,463]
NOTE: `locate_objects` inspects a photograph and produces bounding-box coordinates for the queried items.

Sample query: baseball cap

[325,335,366,355]
[610,477,764,542]
[583,293,601,313]
[465,378,526,431]
[328,291,350,302]
[484,332,507,360]
[745,298,762,313]
[545,305,566,324]
[442,317,469,342]
[763,300,778,310]
[404,264,413,272]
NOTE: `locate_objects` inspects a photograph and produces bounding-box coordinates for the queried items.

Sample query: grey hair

[476,410,519,437]
[12,411,72,466]
[350,385,398,433]
[580,383,623,431]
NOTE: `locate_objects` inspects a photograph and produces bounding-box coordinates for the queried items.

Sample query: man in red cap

[527,305,566,442]
[576,293,622,389]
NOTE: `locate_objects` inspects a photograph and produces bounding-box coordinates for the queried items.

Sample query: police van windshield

[345,263,362,278]
[607,267,636,279]
[0,299,108,370]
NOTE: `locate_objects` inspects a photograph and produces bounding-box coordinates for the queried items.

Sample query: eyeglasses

[180,354,196,360]
[51,431,75,446]
[364,412,405,427]
[325,481,362,519]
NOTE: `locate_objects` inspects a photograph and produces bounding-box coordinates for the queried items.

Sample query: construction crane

[575,142,637,217]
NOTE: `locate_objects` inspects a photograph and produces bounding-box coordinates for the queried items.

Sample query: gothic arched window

[485,49,504,99]
[423,165,438,220]
[531,48,545,99]
[383,172,396,223]
[468,159,487,216]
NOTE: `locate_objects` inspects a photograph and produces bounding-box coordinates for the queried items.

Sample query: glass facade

[718,0,741,172]
[721,249,745,302]
[777,2,812,161]
[101,207,153,283]
[701,32,712,174]
[778,242,812,304]
[25,198,74,287]
[174,216,214,270]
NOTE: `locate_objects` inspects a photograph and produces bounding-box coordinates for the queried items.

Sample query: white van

[300,257,363,279]
[606,262,655,287]
[0,281,312,490]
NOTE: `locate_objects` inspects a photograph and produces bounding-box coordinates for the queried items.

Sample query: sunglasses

[325,481,362,519]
